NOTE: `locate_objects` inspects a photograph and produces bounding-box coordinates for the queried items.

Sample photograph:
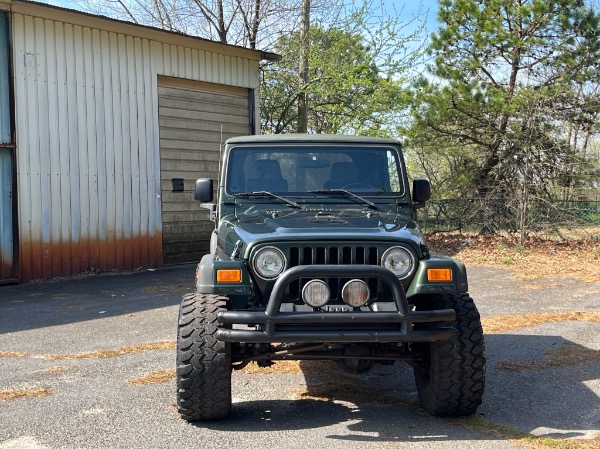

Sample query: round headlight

[342,280,370,308]
[302,280,330,308]
[381,246,414,279]
[253,246,286,280]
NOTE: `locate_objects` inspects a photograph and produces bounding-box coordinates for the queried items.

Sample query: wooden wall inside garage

[158,77,250,264]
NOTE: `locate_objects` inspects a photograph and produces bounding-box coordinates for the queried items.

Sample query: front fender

[406,254,469,298]
[195,254,254,296]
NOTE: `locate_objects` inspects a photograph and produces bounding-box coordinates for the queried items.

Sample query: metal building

[0,0,277,283]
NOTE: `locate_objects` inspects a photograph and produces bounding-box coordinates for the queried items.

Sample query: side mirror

[412,178,431,203]
[194,178,213,202]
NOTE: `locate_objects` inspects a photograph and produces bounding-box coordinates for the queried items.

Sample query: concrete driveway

[0,265,598,449]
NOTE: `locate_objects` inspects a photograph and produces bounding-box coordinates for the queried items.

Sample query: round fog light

[342,280,370,308]
[302,280,330,308]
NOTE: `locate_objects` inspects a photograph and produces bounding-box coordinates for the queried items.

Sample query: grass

[290,376,600,448]
[56,305,90,312]
[427,234,600,282]
[457,415,600,449]
[141,284,193,294]
[496,343,600,372]
[0,341,175,360]
[44,366,70,373]
[519,283,565,290]
[481,311,600,334]
[293,379,599,448]
[238,359,339,375]
[291,375,415,409]
[0,388,51,401]
[129,369,176,385]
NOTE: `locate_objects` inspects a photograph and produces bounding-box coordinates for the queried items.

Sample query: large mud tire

[413,293,486,417]
[176,293,232,421]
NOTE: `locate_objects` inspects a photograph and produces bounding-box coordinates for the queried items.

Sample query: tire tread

[176,293,232,421]
[414,293,486,417]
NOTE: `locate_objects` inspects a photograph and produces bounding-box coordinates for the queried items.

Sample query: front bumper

[217,265,456,343]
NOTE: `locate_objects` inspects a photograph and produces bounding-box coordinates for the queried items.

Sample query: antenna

[214,125,224,227]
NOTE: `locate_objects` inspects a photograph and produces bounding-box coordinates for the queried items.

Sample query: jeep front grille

[288,245,380,266]
[283,244,387,302]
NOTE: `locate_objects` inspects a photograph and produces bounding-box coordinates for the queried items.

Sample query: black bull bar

[217,265,456,343]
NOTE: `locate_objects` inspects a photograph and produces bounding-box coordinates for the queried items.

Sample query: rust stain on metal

[19,232,164,281]
[1,259,15,281]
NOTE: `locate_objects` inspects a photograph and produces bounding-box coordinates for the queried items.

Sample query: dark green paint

[196,135,468,303]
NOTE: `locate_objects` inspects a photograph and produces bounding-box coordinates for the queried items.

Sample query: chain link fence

[420,198,600,241]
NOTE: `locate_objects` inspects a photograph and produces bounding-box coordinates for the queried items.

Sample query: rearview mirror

[194,178,213,202]
[412,178,431,203]
[299,158,331,169]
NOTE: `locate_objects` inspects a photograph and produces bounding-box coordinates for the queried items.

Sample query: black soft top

[226,134,401,146]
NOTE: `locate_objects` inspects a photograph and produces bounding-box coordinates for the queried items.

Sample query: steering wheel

[341,183,376,190]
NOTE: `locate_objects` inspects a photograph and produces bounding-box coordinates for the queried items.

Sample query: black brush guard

[217,265,456,343]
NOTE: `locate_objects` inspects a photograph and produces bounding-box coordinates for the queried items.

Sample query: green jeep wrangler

[176,134,485,421]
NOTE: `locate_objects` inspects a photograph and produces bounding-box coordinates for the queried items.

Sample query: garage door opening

[158,77,252,265]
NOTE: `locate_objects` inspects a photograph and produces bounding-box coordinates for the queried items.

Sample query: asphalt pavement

[0,264,598,449]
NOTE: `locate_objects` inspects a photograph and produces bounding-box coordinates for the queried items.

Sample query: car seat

[246,159,288,192]
[323,162,358,189]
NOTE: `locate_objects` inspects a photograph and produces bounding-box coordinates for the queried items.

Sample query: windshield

[225,145,404,196]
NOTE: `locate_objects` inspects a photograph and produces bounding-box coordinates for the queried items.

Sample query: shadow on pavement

[483,332,600,439]
[2,265,598,441]
[198,397,499,443]
[0,264,196,334]
[200,332,599,441]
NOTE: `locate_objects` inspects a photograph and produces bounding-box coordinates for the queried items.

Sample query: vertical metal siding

[12,12,260,280]
[0,12,9,143]
[0,11,15,281]
[0,149,12,278]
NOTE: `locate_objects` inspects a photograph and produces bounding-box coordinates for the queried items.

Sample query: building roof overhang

[0,0,281,62]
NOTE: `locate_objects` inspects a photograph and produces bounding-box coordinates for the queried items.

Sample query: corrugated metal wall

[0,10,16,281]
[0,12,8,144]
[11,11,260,280]
[0,148,12,280]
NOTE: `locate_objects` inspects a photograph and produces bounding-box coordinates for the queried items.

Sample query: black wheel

[412,293,486,417]
[176,293,232,421]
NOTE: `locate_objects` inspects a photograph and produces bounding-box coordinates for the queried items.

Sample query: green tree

[81,0,426,136]
[261,5,424,135]
[407,0,600,198]
[405,0,600,236]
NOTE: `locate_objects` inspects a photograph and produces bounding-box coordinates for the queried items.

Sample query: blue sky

[385,0,440,30]
[43,0,78,8]
[40,0,442,71]
[43,0,442,33]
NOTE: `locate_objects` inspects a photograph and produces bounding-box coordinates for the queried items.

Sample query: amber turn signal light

[427,268,452,282]
[217,269,242,283]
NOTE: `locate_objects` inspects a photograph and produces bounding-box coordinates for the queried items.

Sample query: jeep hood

[218,209,425,256]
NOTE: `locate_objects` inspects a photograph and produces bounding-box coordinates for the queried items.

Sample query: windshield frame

[223,143,407,198]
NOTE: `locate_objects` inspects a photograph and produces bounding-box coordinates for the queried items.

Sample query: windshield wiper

[233,191,302,209]
[311,189,378,210]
